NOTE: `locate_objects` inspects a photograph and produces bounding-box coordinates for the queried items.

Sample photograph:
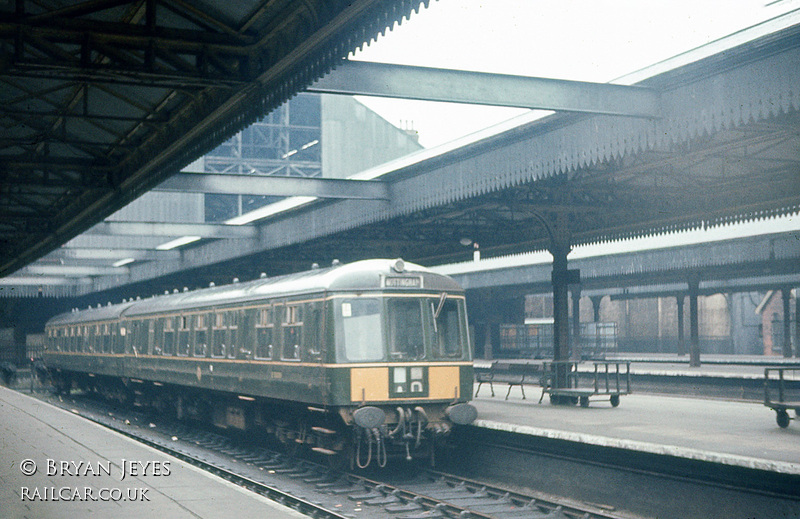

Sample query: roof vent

[233,278,239,284]
[209,282,215,287]
[311,263,320,269]
[173,289,179,294]
[332,259,341,266]
[136,296,141,301]
[164,291,169,295]
[260,272,267,279]
[183,287,189,292]
[391,258,405,273]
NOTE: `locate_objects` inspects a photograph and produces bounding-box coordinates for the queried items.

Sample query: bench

[475,361,545,400]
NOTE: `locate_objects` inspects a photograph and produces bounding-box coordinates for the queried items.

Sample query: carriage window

[162,318,175,355]
[338,298,383,362]
[255,307,273,359]
[388,299,424,360]
[282,304,302,360]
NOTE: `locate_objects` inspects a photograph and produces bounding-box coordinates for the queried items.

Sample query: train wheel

[610,395,620,407]
[776,409,790,429]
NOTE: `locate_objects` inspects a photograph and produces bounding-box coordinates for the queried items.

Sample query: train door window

[75,326,82,352]
[431,298,465,359]
[172,315,187,356]
[388,299,425,360]
[282,304,302,360]
[151,319,163,354]
[303,302,323,360]
[83,326,90,352]
[116,324,123,353]
[127,322,137,354]
[194,314,208,357]
[92,324,101,352]
[255,307,273,359]
[337,298,383,362]
[102,323,112,353]
[162,318,175,355]
[114,324,126,354]
[211,312,226,358]
[228,312,240,358]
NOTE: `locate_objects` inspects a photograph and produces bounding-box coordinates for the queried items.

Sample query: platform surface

[472,388,800,474]
[0,386,307,519]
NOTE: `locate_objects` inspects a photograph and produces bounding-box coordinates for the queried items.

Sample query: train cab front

[329,268,477,467]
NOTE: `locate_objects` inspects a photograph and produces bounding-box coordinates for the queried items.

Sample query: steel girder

[310,60,662,117]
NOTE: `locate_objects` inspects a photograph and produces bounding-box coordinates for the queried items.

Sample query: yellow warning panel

[428,366,460,399]
[350,367,389,402]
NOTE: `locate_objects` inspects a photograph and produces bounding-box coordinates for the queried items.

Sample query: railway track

[31,389,636,519]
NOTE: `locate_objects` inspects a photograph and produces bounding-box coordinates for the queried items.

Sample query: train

[42,258,477,468]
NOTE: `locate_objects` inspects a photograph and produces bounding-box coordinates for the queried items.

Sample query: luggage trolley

[541,360,631,407]
[764,366,800,428]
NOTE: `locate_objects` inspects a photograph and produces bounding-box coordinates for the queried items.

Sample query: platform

[471,388,800,474]
[0,386,307,519]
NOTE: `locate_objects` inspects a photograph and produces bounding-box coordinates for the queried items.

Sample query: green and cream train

[43,259,477,468]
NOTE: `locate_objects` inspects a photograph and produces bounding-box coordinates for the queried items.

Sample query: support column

[590,296,603,323]
[688,276,701,367]
[796,290,799,359]
[676,295,685,356]
[571,287,582,360]
[551,243,571,363]
[782,288,793,358]
[484,324,494,360]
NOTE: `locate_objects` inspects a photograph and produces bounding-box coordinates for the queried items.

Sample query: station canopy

[1,1,799,298]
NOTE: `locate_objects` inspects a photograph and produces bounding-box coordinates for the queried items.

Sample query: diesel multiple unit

[43,259,477,468]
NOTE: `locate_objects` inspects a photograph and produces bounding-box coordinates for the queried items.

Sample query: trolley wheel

[579,396,589,408]
[609,395,620,408]
[776,409,790,429]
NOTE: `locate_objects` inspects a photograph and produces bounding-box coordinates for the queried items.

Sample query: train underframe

[49,369,469,469]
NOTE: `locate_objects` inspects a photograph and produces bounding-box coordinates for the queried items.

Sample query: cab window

[388,299,425,361]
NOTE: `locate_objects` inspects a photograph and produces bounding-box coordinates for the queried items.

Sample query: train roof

[46,259,463,326]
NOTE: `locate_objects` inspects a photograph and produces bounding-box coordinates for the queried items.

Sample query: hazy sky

[350,0,800,254]
[352,0,799,147]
